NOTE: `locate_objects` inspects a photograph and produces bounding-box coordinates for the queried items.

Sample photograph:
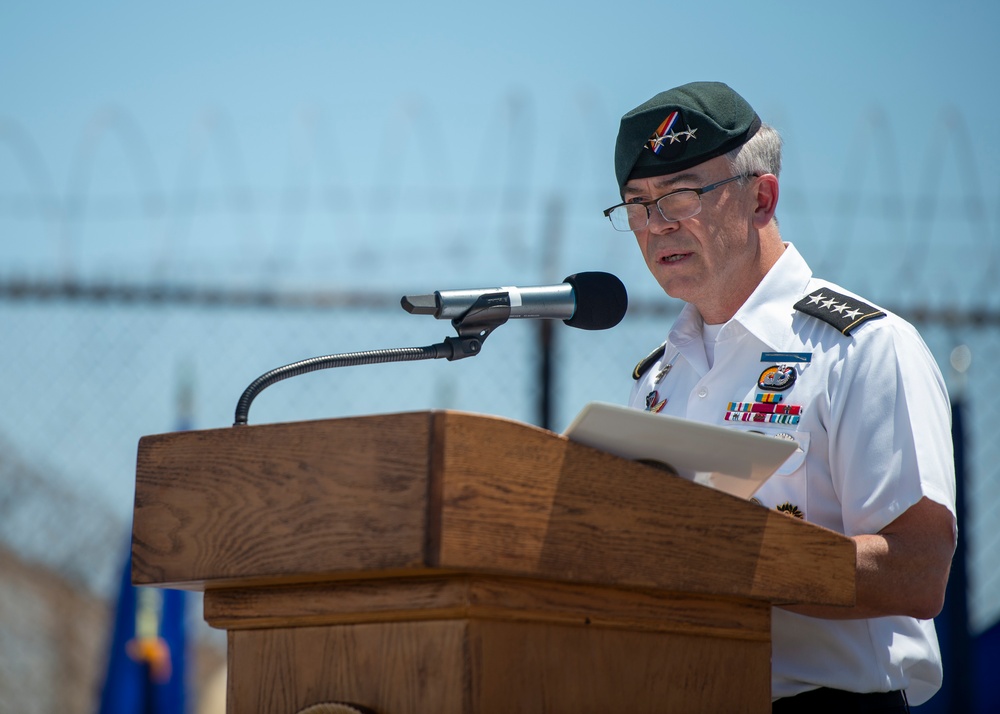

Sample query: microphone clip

[441,291,511,361]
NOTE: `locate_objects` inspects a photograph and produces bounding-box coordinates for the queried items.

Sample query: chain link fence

[1,102,997,711]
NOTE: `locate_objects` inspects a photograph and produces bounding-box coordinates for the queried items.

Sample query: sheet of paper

[562,401,799,499]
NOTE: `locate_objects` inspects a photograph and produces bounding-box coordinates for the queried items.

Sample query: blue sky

[4,1,998,239]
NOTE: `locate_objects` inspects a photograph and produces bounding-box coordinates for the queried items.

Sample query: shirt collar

[730,242,812,350]
[669,242,813,357]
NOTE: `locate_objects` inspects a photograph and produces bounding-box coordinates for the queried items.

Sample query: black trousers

[772,687,909,713]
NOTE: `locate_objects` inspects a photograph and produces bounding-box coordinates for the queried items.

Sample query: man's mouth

[662,252,691,263]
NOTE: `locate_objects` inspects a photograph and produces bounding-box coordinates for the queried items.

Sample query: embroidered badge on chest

[758,364,797,391]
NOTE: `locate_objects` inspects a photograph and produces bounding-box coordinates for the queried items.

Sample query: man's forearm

[780,496,956,620]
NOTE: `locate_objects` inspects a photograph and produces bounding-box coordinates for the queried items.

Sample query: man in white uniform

[605,82,957,712]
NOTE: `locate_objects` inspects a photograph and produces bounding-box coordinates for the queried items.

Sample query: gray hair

[726,123,782,179]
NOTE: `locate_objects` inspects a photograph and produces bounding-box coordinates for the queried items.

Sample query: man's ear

[752,174,779,228]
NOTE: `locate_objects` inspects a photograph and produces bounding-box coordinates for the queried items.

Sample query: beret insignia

[648,111,680,153]
[794,288,886,336]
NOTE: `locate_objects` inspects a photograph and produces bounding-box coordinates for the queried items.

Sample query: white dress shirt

[629,243,956,705]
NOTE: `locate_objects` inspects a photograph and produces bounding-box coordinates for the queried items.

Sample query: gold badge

[776,501,803,519]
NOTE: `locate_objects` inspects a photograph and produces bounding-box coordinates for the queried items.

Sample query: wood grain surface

[131,411,852,713]
[204,574,770,643]
[226,619,770,714]
[133,411,853,606]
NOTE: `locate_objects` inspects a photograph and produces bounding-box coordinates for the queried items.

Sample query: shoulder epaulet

[632,342,666,381]
[793,288,886,336]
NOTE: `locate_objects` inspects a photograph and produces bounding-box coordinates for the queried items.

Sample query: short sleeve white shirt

[629,243,956,705]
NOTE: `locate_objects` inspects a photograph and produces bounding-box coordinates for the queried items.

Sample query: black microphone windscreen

[562,272,628,330]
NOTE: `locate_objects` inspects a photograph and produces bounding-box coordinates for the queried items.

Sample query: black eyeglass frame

[603,173,757,231]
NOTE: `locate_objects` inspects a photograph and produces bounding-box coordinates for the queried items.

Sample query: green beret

[614,81,761,194]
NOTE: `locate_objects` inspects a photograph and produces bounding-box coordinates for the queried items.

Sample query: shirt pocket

[725,426,811,519]
[772,430,809,476]
[724,424,810,476]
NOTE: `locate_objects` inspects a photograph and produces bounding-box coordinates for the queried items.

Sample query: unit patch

[758,365,797,391]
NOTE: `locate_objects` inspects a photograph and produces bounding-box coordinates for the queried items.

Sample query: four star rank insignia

[794,288,886,336]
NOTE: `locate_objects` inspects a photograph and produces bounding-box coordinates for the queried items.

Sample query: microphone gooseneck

[233,272,627,425]
[233,291,504,426]
[233,346,448,426]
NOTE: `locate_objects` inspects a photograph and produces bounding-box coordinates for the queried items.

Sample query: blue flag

[96,546,189,714]
[98,363,195,713]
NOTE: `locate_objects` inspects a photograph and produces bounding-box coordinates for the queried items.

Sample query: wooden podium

[132,411,855,714]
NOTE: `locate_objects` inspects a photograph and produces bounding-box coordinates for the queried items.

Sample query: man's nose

[647,205,678,234]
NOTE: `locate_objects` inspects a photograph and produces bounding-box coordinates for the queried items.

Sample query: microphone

[400,271,628,330]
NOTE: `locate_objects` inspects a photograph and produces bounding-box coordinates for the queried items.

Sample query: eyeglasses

[603,174,755,232]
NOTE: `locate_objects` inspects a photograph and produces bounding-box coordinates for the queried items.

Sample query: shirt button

[698,387,708,398]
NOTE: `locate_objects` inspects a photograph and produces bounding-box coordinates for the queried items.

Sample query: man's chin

[654,276,694,302]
